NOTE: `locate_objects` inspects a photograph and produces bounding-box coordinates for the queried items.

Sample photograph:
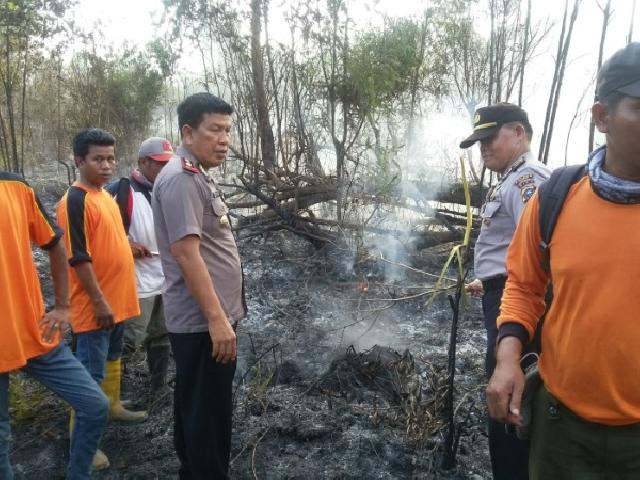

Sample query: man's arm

[39,241,70,342]
[72,262,114,330]
[486,337,525,425]
[130,239,152,258]
[170,235,236,363]
[486,193,548,424]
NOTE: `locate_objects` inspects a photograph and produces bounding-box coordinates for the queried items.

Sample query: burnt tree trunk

[588,0,611,154]
[250,0,276,173]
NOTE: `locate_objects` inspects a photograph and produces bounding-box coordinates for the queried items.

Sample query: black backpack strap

[130,177,152,205]
[106,177,132,234]
[537,164,587,272]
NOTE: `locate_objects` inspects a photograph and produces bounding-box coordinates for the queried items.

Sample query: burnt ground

[8,180,491,479]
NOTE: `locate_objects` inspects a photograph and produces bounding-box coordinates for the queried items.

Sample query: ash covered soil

[9,181,491,479]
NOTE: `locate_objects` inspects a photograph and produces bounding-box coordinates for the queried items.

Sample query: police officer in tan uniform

[152,92,245,479]
[460,103,550,480]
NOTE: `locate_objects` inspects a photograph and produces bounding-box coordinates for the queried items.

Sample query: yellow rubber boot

[69,411,110,471]
[101,359,148,422]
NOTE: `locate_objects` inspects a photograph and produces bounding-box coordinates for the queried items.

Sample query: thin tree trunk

[628,0,637,44]
[542,0,581,165]
[539,0,569,162]
[588,0,611,154]
[406,10,428,156]
[19,36,28,176]
[250,0,276,173]
[263,2,285,170]
[488,0,495,104]
[518,0,531,106]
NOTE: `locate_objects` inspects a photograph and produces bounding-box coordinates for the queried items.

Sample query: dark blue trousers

[169,332,236,480]
[483,285,529,480]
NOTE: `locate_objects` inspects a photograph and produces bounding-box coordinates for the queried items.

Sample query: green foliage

[65,50,164,162]
[8,374,45,422]
[372,149,400,196]
[0,0,74,172]
[343,19,424,114]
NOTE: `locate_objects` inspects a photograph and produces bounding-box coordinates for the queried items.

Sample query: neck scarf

[588,146,640,204]
[131,168,153,190]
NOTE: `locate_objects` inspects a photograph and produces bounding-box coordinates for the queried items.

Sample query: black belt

[482,275,507,292]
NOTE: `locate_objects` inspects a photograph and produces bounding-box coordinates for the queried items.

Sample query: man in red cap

[107,137,173,405]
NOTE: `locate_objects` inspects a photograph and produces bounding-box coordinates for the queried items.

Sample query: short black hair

[177,92,233,137]
[73,128,116,157]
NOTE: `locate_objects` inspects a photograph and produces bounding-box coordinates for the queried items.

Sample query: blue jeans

[75,323,125,383]
[0,343,109,480]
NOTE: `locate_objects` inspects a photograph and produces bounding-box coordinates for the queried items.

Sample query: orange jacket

[57,182,139,333]
[498,177,640,425]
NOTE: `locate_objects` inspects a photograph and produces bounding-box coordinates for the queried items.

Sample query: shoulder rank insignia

[181,157,199,174]
[515,173,534,188]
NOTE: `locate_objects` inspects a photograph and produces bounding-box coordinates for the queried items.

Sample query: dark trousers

[483,284,530,480]
[169,332,237,480]
[530,385,640,480]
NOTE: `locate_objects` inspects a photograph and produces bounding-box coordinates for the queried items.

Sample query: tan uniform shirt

[152,145,246,333]
[474,151,550,280]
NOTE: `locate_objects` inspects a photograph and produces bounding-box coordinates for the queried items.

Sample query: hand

[130,241,152,259]
[207,315,237,364]
[465,279,484,298]
[92,297,115,330]
[38,306,69,343]
[486,338,525,425]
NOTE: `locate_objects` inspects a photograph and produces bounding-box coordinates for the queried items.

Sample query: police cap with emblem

[459,103,531,149]
[596,42,640,100]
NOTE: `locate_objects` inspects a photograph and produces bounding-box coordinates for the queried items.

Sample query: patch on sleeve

[515,173,535,188]
[521,185,537,203]
[181,157,199,174]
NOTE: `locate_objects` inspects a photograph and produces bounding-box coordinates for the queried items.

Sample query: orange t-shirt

[499,177,640,425]
[0,173,62,373]
[56,182,139,333]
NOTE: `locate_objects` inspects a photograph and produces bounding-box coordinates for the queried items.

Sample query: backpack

[537,164,588,272]
[515,163,587,440]
[106,177,133,235]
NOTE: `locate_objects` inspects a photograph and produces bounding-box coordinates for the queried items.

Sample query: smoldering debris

[11,204,491,479]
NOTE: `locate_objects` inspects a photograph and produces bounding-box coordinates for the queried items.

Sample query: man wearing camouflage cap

[107,137,173,405]
[461,103,550,480]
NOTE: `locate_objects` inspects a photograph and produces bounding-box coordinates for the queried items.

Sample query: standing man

[107,137,173,405]
[0,172,108,479]
[153,92,245,479]
[459,103,550,480]
[487,43,640,479]
[57,128,147,470]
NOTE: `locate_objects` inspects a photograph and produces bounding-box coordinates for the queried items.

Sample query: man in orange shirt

[487,43,640,478]
[57,128,147,471]
[0,172,108,479]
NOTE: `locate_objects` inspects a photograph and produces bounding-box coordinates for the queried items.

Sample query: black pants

[169,332,237,480]
[483,285,529,480]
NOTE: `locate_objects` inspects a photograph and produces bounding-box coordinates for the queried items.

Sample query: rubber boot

[147,345,171,409]
[69,411,110,471]
[101,359,148,422]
